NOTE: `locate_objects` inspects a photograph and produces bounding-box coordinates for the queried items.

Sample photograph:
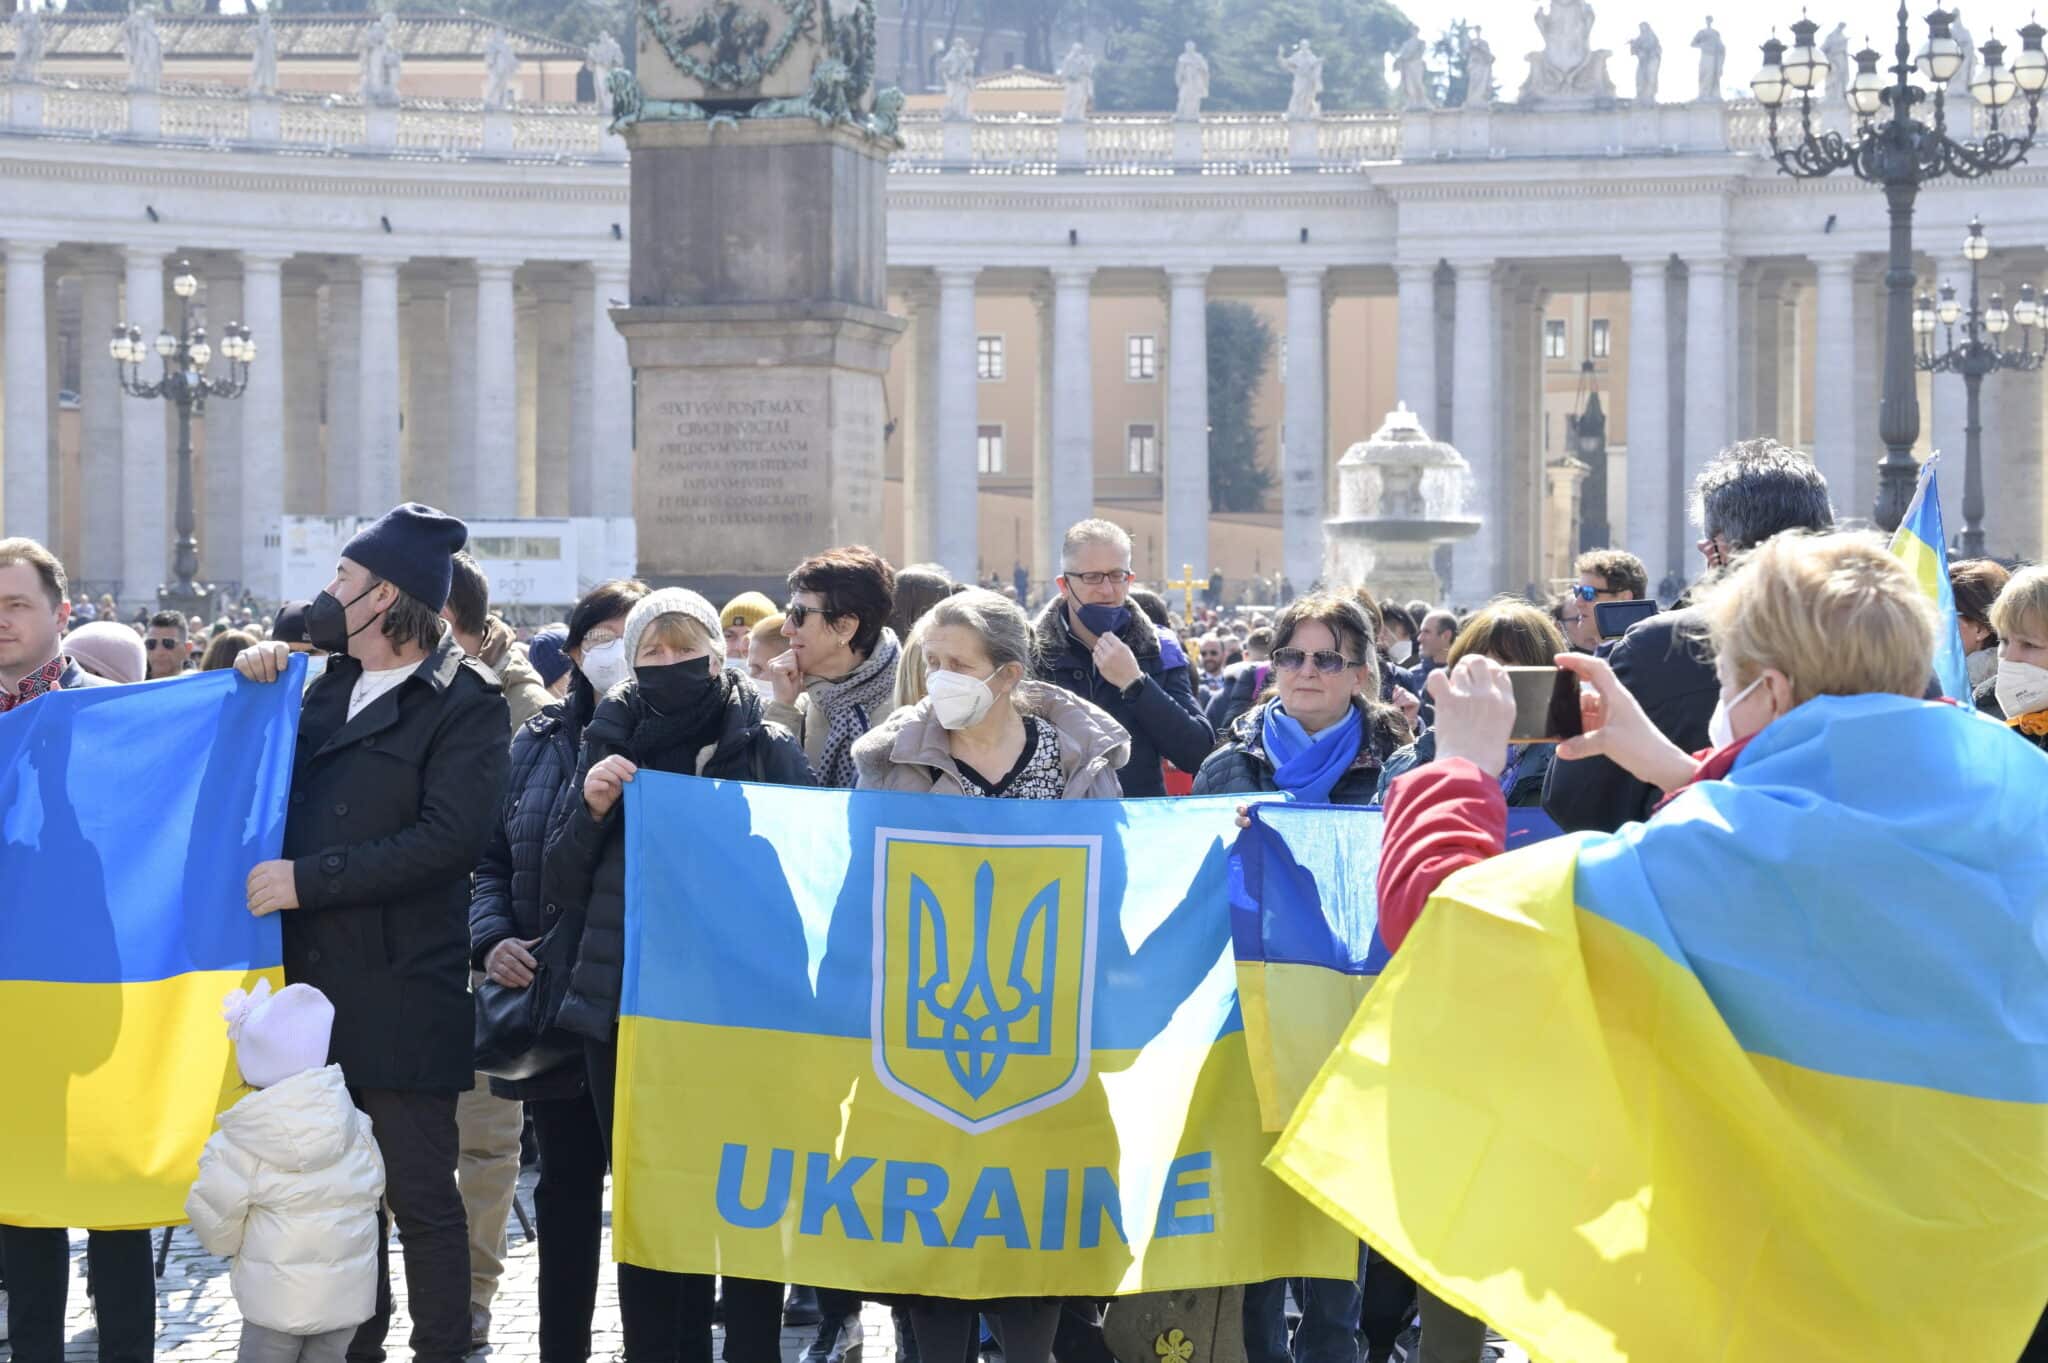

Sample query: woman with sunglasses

[1191,592,1411,1363]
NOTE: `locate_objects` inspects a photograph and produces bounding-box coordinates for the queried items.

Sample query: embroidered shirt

[1,656,67,714]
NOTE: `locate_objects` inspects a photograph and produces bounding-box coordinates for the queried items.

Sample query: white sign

[279,516,639,609]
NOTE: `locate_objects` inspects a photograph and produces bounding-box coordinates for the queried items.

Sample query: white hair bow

[221,977,274,1040]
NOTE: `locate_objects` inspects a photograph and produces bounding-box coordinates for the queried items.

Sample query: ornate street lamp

[111,259,257,617]
[1755,6,2046,531]
[1912,216,2042,557]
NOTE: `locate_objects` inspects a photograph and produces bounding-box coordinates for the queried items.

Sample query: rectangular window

[1127,334,1158,382]
[976,424,1005,474]
[1543,319,1568,359]
[1591,318,1611,359]
[1127,423,1159,474]
[976,335,1005,382]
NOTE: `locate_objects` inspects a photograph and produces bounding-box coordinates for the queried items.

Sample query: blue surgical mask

[1075,602,1132,638]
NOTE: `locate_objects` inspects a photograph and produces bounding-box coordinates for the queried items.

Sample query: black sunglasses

[1272,647,1362,675]
[783,602,843,629]
[145,638,183,650]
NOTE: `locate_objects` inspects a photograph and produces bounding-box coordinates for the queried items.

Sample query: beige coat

[478,616,553,733]
[851,680,1130,798]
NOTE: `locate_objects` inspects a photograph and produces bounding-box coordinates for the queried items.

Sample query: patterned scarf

[814,629,901,789]
[1,655,66,714]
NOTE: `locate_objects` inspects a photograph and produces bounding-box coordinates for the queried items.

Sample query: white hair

[1060,518,1133,569]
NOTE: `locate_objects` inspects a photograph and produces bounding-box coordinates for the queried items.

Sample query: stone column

[1930,255,1971,534]
[1778,282,1805,443]
[3,240,53,541]
[473,260,521,517]
[402,278,452,510]
[1282,266,1328,595]
[324,270,360,521]
[1811,255,1858,506]
[931,267,981,581]
[569,273,596,516]
[898,277,940,566]
[1047,266,1096,570]
[1625,255,1674,585]
[1682,256,1730,511]
[588,263,632,517]
[282,273,323,514]
[239,254,287,602]
[1395,261,1438,426]
[1750,273,1781,443]
[78,259,125,586]
[445,276,479,517]
[1850,264,1882,518]
[1031,284,1055,583]
[1449,258,1498,599]
[535,279,574,517]
[517,291,540,515]
[203,269,246,588]
[357,256,404,517]
[121,248,166,608]
[1164,267,1211,583]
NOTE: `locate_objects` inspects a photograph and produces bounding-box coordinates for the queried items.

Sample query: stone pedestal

[1287,117,1317,168]
[483,108,513,154]
[249,94,282,143]
[617,118,905,596]
[1172,119,1202,170]
[942,117,972,165]
[1057,119,1087,168]
[128,92,160,139]
[365,105,397,150]
[8,84,44,131]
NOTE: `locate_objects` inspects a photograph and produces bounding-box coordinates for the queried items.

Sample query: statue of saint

[1518,0,1615,103]
[1057,43,1096,122]
[357,12,404,108]
[483,27,520,110]
[1394,35,1435,111]
[1464,28,1494,108]
[120,4,164,95]
[938,37,976,121]
[250,8,279,97]
[10,6,47,86]
[1691,16,1725,103]
[1629,23,1661,103]
[1279,40,1324,120]
[1948,8,1976,96]
[1174,41,1209,122]
[1822,22,1850,101]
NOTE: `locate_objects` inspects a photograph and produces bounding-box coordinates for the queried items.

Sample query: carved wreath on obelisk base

[640,0,815,91]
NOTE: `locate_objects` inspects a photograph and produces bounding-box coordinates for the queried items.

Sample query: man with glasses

[1030,518,1212,798]
[1562,550,1649,654]
[144,610,192,679]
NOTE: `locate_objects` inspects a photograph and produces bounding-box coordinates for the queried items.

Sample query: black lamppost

[1911,216,2043,557]
[1754,6,2046,532]
[110,260,257,618]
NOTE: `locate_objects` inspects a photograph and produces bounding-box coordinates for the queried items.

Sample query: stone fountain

[1323,403,1481,605]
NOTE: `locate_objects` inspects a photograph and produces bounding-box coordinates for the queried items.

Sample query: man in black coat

[1032,518,1213,797]
[1542,439,1833,834]
[238,504,509,1363]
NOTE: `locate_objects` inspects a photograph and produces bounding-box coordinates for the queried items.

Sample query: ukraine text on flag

[613,774,1354,1298]
[0,662,303,1230]
[1269,694,2048,1363]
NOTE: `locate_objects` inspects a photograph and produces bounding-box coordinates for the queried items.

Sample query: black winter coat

[1191,698,1407,804]
[545,675,815,1041]
[283,634,510,1092]
[1031,600,1214,797]
[470,685,592,1101]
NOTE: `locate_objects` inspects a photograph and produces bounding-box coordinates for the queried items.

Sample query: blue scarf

[1261,702,1363,805]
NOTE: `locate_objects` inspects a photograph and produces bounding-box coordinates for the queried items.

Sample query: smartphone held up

[1505,666,1586,744]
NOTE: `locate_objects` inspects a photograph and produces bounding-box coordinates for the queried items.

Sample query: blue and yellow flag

[0,662,302,1229]
[1229,804,1561,1131]
[1889,455,1972,705]
[614,774,1354,1297]
[1269,694,2048,1363]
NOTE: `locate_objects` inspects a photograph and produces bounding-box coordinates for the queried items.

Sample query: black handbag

[474,909,584,1082]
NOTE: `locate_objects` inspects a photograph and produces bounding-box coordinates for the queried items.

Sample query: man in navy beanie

[235,503,509,1363]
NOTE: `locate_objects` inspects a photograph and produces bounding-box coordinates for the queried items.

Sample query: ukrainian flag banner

[614,774,1354,1297]
[1889,454,1973,705]
[1229,804,1561,1132]
[1269,695,2048,1363]
[0,660,303,1229]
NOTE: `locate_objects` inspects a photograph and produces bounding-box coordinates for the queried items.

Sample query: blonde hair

[1701,531,1934,703]
[750,613,786,644]
[1990,565,2048,646]
[894,614,933,710]
[641,611,719,659]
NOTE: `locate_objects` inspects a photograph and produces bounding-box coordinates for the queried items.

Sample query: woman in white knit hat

[540,586,815,1363]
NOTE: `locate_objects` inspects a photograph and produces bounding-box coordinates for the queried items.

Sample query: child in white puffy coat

[186,979,386,1363]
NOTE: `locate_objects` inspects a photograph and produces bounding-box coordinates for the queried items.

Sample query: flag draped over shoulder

[0,662,303,1229]
[1269,694,2048,1363]
[1229,803,1561,1131]
[614,774,1353,1298]
[1890,455,1973,705]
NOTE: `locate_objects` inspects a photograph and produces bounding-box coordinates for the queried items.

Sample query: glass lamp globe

[1753,35,1789,106]
[2014,21,2048,93]
[1938,283,1963,327]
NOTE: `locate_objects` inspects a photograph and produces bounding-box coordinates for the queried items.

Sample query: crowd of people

[0,431,2042,1363]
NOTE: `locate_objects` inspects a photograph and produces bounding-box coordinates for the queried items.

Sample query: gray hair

[1060,518,1133,570]
[924,587,1033,673]
[1690,438,1835,551]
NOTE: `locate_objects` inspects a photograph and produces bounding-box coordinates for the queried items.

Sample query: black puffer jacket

[470,683,593,1101]
[1032,599,1214,796]
[1191,698,1408,804]
[545,674,816,1041]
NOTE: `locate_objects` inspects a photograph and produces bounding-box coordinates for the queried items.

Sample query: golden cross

[1163,563,1202,623]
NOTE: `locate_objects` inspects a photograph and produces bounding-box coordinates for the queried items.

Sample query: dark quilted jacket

[470,686,591,1101]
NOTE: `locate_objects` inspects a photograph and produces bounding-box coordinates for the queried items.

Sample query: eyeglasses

[144,638,183,651]
[1063,570,1134,587]
[1272,647,1362,675]
[1568,584,1603,602]
[581,629,621,650]
[784,602,843,629]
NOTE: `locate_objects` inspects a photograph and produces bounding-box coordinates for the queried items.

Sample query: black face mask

[305,586,386,658]
[636,656,720,717]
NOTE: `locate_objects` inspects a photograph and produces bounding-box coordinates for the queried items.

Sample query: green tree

[263,0,629,48]
[1207,301,1275,514]
[1430,19,1492,107]
[1092,0,1214,111]
[1212,0,1413,112]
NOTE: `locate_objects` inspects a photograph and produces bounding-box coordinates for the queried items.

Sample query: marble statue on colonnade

[1394,34,1435,110]
[120,4,163,94]
[1948,9,1976,96]
[10,6,45,84]
[1058,43,1096,121]
[1280,39,1324,119]
[1464,29,1494,107]
[1174,41,1209,121]
[251,8,279,96]
[484,27,520,109]
[588,30,626,100]
[939,37,976,120]
[1691,16,1724,102]
[1629,23,1660,103]
[1518,0,1615,104]
[1823,22,1850,101]
[358,12,404,108]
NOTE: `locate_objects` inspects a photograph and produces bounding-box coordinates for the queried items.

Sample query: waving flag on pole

[1889,453,1973,705]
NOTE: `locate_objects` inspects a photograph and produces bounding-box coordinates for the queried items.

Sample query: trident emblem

[905,860,1057,1099]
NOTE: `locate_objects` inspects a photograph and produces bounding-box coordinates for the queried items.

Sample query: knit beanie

[341,503,469,612]
[223,979,334,1089]
[719,591,778,634]
[526,624,572,688]
[623,588,724,677]
[65,622,146,685]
